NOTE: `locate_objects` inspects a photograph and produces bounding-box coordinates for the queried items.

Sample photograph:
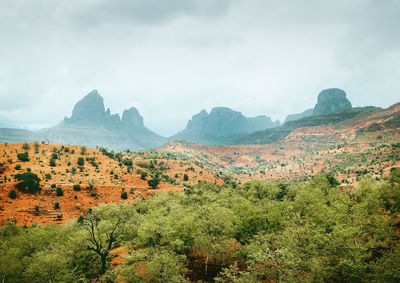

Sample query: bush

[183,173,189,181]
[77,157,84,166]
[81,146,87,155]
[56,187,63,196]
[22,143,30,150]
[14,164,21,170]
[49,159,56,167]
[17,152,30,162]
[15,172,41,193]
[51,184,56,188]
[9,190,17,199]
[45,173,52,180]
[73,184,81,191]
[148,178,160,189]
[123,159,133,167]
[141,171,148,180]
[54,202,60,209]
[121,191,128,199]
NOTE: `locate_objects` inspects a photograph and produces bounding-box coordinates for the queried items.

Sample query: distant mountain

[313,88,352,115]
[284,88,352,123]
[0,90,166,151]
[284,108,313,123]
[170,107,280,145]
[236,106,380,145]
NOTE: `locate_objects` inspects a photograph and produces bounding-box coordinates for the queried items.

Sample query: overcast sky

[0,0,399,136]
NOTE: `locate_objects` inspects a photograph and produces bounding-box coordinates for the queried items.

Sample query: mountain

[313,88,352,115]
[236,106,381,145]
[161,101,400,184]
[170,107,280,145]
[284,108,313,123]
[0,90,166,151]
[284,88,352,123]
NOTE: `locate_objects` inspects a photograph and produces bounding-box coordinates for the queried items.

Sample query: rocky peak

[313,88,352,116]
[183,107,278,136]
[122,107,144,129]
[70,89,105,124]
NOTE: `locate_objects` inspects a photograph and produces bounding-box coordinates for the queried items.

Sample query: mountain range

[0,87,381,150]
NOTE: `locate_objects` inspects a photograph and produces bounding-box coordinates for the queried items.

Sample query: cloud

[0,0,399,136]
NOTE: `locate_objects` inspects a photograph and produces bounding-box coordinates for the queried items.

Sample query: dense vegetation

[1,171,400,282]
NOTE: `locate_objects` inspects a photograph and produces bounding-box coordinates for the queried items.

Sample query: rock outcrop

[171,107,279,145]
[43,90,167,150]
[313,88,352,116]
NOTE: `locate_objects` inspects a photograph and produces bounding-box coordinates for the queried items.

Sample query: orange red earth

[0,143,222,226]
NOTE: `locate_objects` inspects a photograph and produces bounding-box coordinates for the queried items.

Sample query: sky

[0,0,399,136]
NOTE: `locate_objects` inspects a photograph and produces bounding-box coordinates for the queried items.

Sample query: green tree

[77,203,135,275]
[15,172,41,193]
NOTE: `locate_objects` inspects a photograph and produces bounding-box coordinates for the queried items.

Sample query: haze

[0,0,399,136]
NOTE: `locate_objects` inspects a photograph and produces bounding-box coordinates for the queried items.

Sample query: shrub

[51,153,58,160]
[51,184,56,188]
[34,205,40,215]
[15,172,41,193]
[45,173,52,180]
[22,143,30,150]
[73,184,81,191]
[77,157,84,166]
[121,191,128,199]
[14,164,21,170]
[17,152,30,162]
[123,159,133,167]
[183,174,189,181]
[54,202,60,209]
[49,159,56,167]
[9,190,17,199]
[81,146,87,155]
[56,187,63,196]
[148,178,160,189]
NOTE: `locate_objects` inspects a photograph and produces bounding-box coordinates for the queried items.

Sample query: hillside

[0,142,222,226]
[161,102,400,184]
[236,106,380,145]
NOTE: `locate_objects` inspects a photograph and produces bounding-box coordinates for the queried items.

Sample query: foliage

[9,190,17,199]
[2,173,400,282]
[77,203,135,274]
[17,152,29,162]
[14,172,41,193]
[56,187,63,197]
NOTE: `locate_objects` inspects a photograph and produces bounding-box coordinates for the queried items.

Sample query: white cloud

[0,0,399,136]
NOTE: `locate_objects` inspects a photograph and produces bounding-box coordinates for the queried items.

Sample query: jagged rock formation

[313,88,352,116]
[48,90,166,150]
[0,90,166,151]
[171,107,279,145]
[284,88,352,123]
